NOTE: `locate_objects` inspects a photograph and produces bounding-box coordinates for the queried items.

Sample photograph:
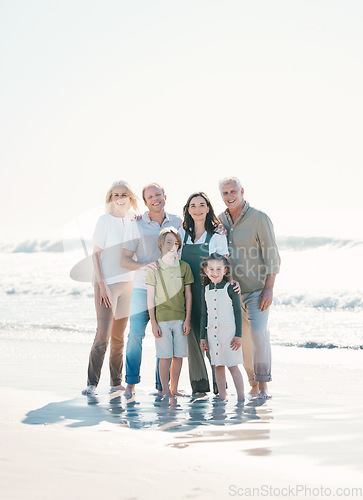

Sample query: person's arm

[92,246,113,308]
[200,287,208,351]
[146,284,161,338]
[257,214,280,311]
[121,248,159,271]
[183,284,192,335]
[258,273,276,312]
[228,285,242,351]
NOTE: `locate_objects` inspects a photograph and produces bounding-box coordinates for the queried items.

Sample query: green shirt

[219,202,281,293]
[145,258,194,322]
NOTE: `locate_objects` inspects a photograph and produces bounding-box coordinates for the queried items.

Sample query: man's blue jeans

[125,288,162,390]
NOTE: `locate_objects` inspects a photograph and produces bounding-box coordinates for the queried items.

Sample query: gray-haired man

[218,177,280,398]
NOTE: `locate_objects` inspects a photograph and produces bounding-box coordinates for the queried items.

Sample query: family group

[81,177,281,401]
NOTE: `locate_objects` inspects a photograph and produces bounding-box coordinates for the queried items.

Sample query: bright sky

[1,0,363,241]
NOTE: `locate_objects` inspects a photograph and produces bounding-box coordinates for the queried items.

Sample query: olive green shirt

[219,202,281,293]
[145,258,194,322]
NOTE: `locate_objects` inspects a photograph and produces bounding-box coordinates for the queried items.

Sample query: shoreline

[1,340,363,499]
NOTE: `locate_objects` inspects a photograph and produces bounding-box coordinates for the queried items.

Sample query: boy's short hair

[157,227,182,251]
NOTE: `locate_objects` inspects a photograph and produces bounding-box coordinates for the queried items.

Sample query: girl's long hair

[200,253,233,286]
[182,192,220,242]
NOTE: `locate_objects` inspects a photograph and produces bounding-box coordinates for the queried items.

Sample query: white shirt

[178,227,229,255]
[92,213,135,285]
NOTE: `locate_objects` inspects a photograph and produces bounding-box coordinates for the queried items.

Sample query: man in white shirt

[121,183,182,398]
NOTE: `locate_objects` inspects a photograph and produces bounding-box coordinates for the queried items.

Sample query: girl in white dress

[200,253,245,401]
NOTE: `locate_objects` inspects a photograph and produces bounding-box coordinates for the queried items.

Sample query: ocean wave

[274,290,363,310]
[0,238,91,253]
[277,236,363,251]
[273,341,363,350]
[2,286,362,311]
[1,236,362,253]
[0,321,93,334]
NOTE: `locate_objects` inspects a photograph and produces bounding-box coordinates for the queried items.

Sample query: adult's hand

[231,280,241,294]
[215,223,227,236]
[258,288,273,311]
[99,282,113,308]
[144,260,159,271]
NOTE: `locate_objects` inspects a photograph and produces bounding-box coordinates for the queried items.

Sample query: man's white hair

[218,177,243,193]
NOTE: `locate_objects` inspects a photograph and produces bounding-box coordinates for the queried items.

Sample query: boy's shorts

[155,320,188,358]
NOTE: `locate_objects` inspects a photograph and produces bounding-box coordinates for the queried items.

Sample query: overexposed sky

[1,0,363,241]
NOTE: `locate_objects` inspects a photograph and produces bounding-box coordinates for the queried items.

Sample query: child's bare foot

[162,390,173,397]
[124,384,135,400]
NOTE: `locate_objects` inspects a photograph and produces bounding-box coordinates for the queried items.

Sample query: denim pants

[240,290,272,386]
[125,288,162,390]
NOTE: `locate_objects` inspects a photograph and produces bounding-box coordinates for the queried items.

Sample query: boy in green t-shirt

[146,227,193,396]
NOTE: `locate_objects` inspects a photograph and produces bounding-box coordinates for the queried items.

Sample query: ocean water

[0,236,362,350]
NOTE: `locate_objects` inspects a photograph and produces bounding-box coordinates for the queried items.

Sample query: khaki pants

[240,290,272,386]
[87,281,133,387]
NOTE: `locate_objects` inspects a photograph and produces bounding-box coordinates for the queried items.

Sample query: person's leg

[171,320,188,396]
[109,282,133,389]
[125,288,149,398]
[214,366,227,400]
[170,357,183,396]
[155,321,174,393]
[86,285,113,388]
[244,291,272,398]
[240,294,259,395]
[187,313,210,394]
[109,317,128,389]
[159,358,172,396]
[228,365,245,401]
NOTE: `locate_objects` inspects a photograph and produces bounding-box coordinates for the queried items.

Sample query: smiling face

[204,259,227,285]
[187,195,210,223]
[143,185,166,214]
[221,181,244,210]
[161,232,180,257]
[111,186,131,213]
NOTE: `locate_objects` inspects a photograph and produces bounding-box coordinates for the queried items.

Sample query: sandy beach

[1,336,362,500]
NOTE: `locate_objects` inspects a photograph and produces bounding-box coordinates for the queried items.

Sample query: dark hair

[182,192,220,242]
[200,253,233,286]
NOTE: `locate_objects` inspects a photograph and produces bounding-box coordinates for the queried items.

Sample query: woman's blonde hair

[105,180,138,213]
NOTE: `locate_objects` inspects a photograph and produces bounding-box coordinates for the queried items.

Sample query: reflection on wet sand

[23,390,273,437]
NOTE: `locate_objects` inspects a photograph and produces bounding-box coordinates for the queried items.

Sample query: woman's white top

[92,212,135,284]
[178,227,229,255]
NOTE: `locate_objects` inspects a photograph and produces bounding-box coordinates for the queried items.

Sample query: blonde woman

[82,181,138,396]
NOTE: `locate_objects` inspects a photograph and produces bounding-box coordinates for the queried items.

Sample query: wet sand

[1,337,363,499]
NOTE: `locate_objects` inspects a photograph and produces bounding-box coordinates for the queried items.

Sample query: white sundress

[205,282,243,367]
